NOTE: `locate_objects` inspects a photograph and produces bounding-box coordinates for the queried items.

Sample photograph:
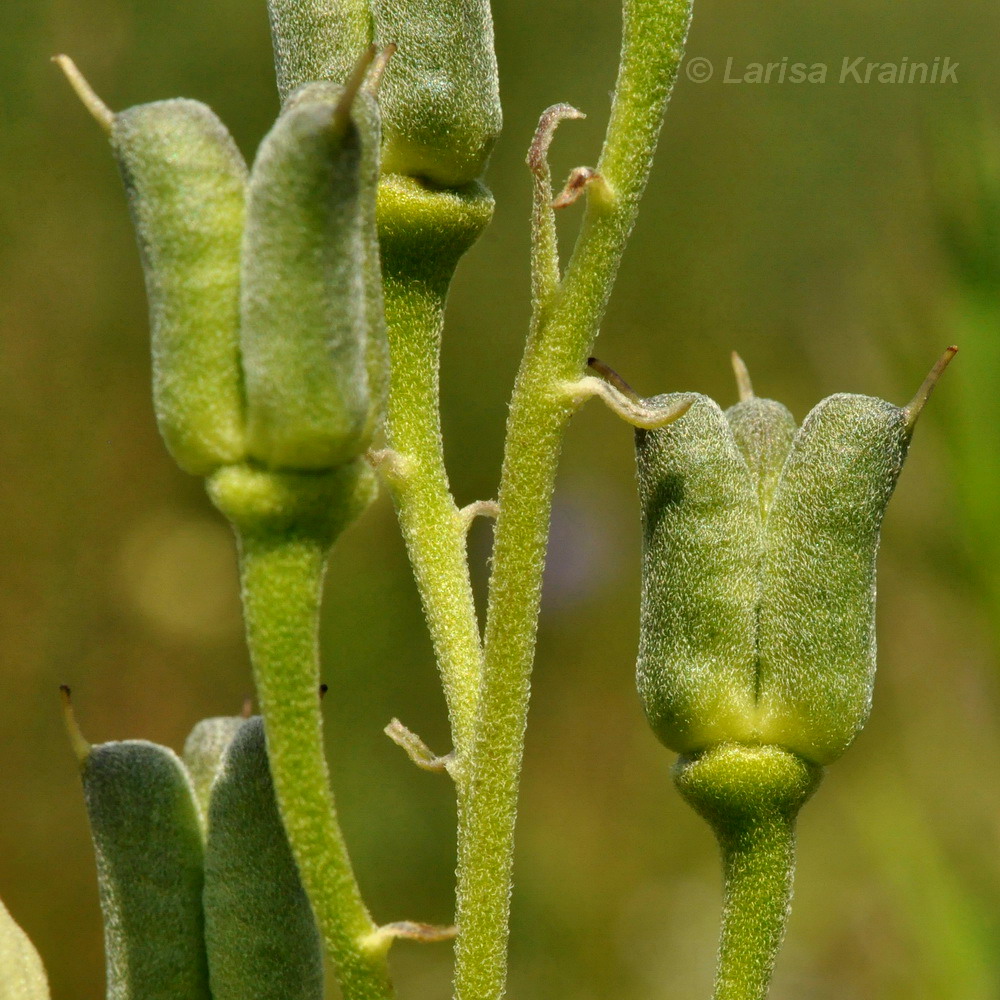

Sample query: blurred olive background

[2,0,999,997]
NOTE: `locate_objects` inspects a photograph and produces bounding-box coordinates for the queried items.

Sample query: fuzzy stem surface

[376,177,494,764]
[381,267,484,760]
[209,463,394,1000]
[452,2,693,997]
[674,743,822,1000]
[713,806,797,1000]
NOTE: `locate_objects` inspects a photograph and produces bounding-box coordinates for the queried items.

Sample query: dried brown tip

[365,43,397,96]
[527,103,585,177]
[904,345,958,431]
[587,357,640,402]
[335,45,378,123]
[552,166,599,209]
[53,55,114,135]
[59,685,92,764]
[731,352,755,402]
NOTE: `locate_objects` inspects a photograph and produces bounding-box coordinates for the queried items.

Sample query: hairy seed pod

[286,82,389,449]
[724,396,797,517]
[182,716,246,822]
[635,394,761,755]
[203,717,324,1000]
[0,895,50,1000]
[754,394,910,764]
[240,84,386,470]
[112,101,247,475]
[266,0,369,104]
[635,365,939,766]
[371,0,502,186]
[80,740,211,1000]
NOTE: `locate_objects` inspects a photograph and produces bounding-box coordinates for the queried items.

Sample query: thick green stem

[450,347,570,1000]
[208,462,394,1000]
[713,807,796,1000]
[382,270,482,757]
[452,2,693,998]
[674,744,822,1000]
[377,176,494,762]
[378,266,481,760]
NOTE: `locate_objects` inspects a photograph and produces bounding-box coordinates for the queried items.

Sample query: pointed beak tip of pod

[53,54,115,135]
[730,351,755,403]
[904,344,958,432]
[335,45,380,125]
[58,684,92,764]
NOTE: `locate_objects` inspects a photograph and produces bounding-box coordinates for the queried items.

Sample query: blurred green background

[2,0,999,997]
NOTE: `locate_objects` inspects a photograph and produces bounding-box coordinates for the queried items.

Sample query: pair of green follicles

[635,372,915,767]
[111,78,385,477]
[77,714,322,1000]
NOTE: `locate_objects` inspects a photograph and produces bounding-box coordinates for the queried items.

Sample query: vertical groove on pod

[203,717,324,1000]
[81,741,211,1000]
[723,392,796,708]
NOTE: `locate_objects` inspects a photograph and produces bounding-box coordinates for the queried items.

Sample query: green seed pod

[754,394,909,764]
[636,355,952,766]
[0,895,50,1000]
[80,740,211,1000]
[111,100,247,475]
[240,83,386,471]
[724,397,797,517]
[286,82,388,449]
[371,0,502,186]
[203,717,324,1000]
[182,716,247,822]
[635,393,761,755]
[266,0,370,104]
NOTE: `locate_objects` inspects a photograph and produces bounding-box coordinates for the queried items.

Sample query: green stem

[377,175,494,762]
[713,807,796,1000]
[674,744,822,1000]
[380,269,483,760]
[208,462,394,1000]
[452,2,693,998]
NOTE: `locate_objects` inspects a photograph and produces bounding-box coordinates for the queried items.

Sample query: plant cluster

[0,1,954,999]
